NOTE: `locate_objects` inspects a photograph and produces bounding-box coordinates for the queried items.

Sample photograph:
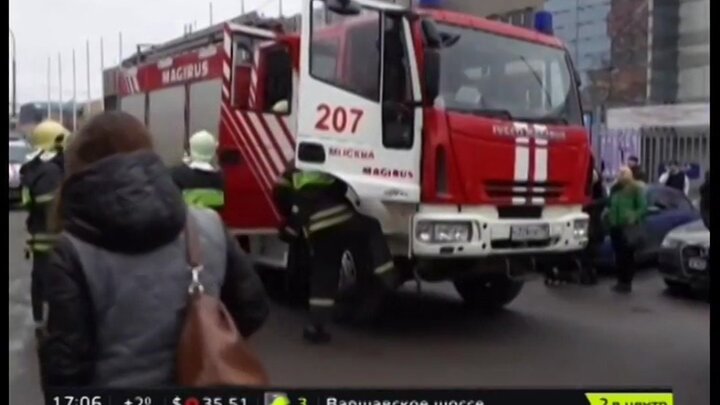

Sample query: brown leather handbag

[176,215,269,387]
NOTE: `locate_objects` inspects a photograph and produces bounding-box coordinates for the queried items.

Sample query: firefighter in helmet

[273,165,401,344]
[170,130,225,212]
[20,120,68,327]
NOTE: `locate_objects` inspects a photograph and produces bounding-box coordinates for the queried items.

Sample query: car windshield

[433,23,582,125]
[647,186,694,212]
[9,142,30,163]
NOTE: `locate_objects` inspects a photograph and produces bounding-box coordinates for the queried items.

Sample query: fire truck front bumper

[411,206,589,258]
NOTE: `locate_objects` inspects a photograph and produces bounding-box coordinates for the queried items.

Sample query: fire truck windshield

[432,23,583,126]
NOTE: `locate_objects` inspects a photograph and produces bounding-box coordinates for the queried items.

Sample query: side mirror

[325,0,361,16]
[424,49,440,105]
[439,32,461,48]
[421,19,442,49]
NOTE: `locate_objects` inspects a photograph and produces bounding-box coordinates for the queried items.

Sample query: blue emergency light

[534,11,554,35]
[418,0,442,8]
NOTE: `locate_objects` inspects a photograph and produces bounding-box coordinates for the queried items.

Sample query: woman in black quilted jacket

[38,112,269,388]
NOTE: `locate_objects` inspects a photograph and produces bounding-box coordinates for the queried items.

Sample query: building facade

[393,0,707,110]
[648,0,710,104]
[543,0,614,109]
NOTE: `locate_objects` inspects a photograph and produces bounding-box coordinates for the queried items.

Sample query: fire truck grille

[491,237,560,250]
[485,180,565,200]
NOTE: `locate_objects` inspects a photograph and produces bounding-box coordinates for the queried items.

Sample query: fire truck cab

[292,0,592,303]
[108,0,592,311]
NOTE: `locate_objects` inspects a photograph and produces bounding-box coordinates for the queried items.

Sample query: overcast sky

[9,0,301,105]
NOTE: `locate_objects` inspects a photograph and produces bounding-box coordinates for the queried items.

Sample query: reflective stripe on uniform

[284,226,298,236]
[308,212,354,234]
[374,261,395,275]
[34,193,56,203]
[292,171,336,190]
[309,205,349,221]
[21,187,31,207]
[309,298,335,307]
[183,188,225,209]
[30,244,53,253]
[28,233,57,243]
[27,233,58,252]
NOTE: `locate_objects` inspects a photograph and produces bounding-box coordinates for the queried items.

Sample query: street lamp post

[9,28,17,118]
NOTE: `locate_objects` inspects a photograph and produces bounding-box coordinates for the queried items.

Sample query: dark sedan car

[658,219,709,292]
[595,184,701,271]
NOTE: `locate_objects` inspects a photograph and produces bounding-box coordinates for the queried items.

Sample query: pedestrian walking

[170,130,225,211]
[19,120,68,332]
[37,111,269,388]
[273,166,400,344]
[659,160,690,196]
[607,166,647,293]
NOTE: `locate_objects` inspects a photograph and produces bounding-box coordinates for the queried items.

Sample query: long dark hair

[52,111,154,230]
[65,111,154,176]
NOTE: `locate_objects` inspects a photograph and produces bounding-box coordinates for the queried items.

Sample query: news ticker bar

[46,388,675,405]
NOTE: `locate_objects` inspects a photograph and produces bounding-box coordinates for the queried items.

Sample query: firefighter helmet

[30,120,70,152]
[188,130,218,163]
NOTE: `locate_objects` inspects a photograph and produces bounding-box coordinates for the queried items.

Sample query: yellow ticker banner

[586,392,674,405]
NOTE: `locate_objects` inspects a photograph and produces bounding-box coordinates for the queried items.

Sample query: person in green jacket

[607,166,648,293]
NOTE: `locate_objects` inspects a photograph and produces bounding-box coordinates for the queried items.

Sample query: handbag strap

[184,211,205,295]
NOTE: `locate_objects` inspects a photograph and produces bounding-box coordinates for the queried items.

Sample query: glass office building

[544,0,612,76]
[543,0,614,109]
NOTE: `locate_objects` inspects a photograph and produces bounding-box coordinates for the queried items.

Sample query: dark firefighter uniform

[273,168,399,343]
[20,121,68,325]
[170,130,225,211]
[170,164,225,211]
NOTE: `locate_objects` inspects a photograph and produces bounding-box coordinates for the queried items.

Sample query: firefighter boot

[303,324,331,344]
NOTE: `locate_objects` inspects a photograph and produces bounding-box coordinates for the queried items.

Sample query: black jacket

[39,151,269,387]
[584,177,608,243]
[169,163,224,191]
[19,154,65,236]
[272,168,349,239]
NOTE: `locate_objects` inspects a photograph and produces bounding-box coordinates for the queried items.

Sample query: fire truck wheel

[453,275,524,312]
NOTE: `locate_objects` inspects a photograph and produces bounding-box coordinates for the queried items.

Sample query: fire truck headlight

[416,222,433,243]
[416,221,472,243]
[573,219,589,239]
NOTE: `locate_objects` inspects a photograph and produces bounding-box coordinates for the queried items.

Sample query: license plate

[688,258,707,271]
[511,224,550,241]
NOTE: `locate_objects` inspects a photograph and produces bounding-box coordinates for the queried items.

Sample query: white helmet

[188,130,218,164]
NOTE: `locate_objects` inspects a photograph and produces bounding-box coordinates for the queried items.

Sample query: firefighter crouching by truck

[273,165,401,344]
[19,120,69,331]
[170,130,225,211]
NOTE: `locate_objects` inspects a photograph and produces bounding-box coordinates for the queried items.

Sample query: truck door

[296,0,422,206]
[219,27,296,231]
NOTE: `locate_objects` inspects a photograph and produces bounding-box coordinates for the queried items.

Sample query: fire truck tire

[453,275,524,312]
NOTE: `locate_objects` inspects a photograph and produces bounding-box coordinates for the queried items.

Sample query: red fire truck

[104,0,592,310]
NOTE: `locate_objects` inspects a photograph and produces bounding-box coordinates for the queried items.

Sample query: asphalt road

[8,211,710,405]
